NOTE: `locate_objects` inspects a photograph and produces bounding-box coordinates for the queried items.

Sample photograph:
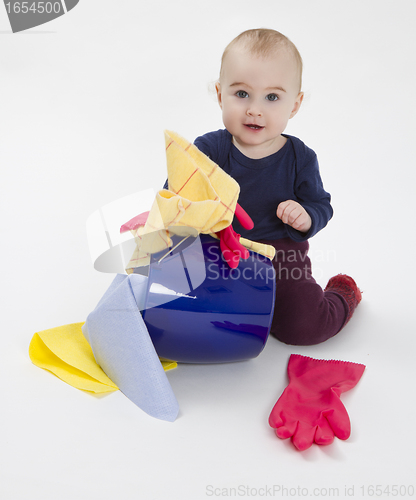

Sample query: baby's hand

[276,200,312,233]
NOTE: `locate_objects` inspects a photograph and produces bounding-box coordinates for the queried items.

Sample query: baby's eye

[236,90,249,98]
[266,93,279,101]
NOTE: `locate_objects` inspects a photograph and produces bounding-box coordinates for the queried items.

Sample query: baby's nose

[247,104,262,116]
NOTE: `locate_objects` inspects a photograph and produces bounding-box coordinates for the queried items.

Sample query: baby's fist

[277,200,312,233]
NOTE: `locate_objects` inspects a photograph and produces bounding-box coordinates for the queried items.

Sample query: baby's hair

[219,28,303,92]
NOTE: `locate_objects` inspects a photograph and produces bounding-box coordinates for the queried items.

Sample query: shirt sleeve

[193,132,222,164]
[286,154,333,241]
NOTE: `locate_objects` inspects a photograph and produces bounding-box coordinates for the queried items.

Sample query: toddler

[192,29,361,346]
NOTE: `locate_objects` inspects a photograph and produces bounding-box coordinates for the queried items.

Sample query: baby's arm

[277,148,332,240]
[276,200,312,234]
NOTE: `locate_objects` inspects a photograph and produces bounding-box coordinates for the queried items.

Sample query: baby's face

[216,48,303,158]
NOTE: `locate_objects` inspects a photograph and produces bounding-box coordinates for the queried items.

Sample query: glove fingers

[292,421,316,451]
[314,418,335,446]
[269,409,297,439]
[120,211,150,233]
[275,419,298,440]
[226,240,249,260]
[223,232,249,259]
[219,238,240,268]
[235,203,254,230]
[268,404,282,427]
[326,408,351,441]
[275,420,298,439]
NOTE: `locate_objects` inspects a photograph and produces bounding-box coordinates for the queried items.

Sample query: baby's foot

[325,274,362,324]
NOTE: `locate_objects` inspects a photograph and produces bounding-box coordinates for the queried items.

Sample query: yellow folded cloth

[29,322,176,394]
[240,237,276,261]
[162,130,239,233]
[126,131,275,272]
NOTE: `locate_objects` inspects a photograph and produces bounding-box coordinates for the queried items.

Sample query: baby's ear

[290,92,304,119]
[215,81,222,108]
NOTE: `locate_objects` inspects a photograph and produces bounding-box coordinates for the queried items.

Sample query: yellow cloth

[126,131,275,272]
[29,322,177,394]
[240,237,275,260]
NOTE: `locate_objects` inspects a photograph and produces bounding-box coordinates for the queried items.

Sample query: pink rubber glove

[234,203,254,231]
[216,203,254,269]
[120,211,150,233]
[269,354,365,451]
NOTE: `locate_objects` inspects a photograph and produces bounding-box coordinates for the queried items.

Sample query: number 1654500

[5,2,63,14]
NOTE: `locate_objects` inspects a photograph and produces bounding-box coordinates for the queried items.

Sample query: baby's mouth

[245,124,264,130]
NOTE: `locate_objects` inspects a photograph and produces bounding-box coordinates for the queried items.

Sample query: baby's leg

[260,238,351,346]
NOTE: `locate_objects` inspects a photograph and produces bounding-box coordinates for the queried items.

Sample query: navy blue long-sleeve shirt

[192,129,333,242]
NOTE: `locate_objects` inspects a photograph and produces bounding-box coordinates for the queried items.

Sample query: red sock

[325,274,362,325]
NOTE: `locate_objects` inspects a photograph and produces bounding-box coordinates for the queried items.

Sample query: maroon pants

[259,238,348,346]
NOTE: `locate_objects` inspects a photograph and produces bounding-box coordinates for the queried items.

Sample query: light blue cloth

[82,274,179,422]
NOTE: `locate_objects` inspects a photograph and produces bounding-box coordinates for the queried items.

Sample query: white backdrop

[1,1,415,499]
